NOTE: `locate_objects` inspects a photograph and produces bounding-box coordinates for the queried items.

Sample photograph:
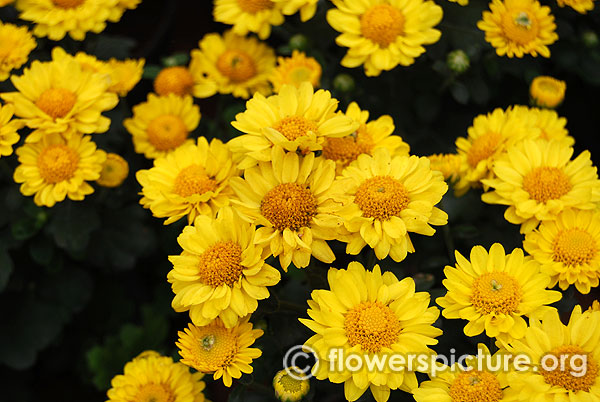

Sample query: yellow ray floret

[213,0,284,40]
[269,50,322,93]
[272,0,318,21]
[0,22,37,82]
[557,0,595,13]
[0,104,24,159]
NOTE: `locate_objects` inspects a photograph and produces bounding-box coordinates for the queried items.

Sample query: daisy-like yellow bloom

[136,137,238,225]
[229,82,358,169]
[508,105,574,146]
[530,76,566,108]
[502,306,600,402]
[108,0,142,22]
[168,207,281,328]
[326,0,443,76]
[322,102,409,173]
[13,133,106,207]
[0,104,24,158]
[16,0,119,41]
[300,262,442,402]
[189,30,275,99]
[96,153,129,188]
[437,243,561,341]
[230,147,342,270]
[557,0,595,13]
[0,22,36,81]
[124,93,200,159]
[269,51,322,93]
[482,139,600,233]
[213,0,284,40]
[106,350,207,402]
[1,55,118,143]
[177,316,263,387]
[413,344,508,402]
[454,107,535,196]
[273,367,310,402]
[427,153,462,182]
[106,58,144,96]
[477,0,558,58]
[272,0,317,21]
[331,148,448,262]
[523,209,600,294]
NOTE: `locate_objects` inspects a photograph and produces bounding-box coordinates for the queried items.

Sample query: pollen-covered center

[188,325,239,371]
[273,116,319,141]
[322,125,374,166]
[360,4,405,47]
[37,144,79,184]
[236,0,274,13]
[197,241,244,287]
[216,50,257,82]
[354,175,410,220]
[467,131,502,168]
[541,345,599,392]
[134,383,176,402]
[146,115,189,151]
[260,183,317,231]
[523,166,572,203]
[552,228,597,267]
[52,0,85,8]
[154,66,194,96]
[36,88,77,119]
[449,371,503,402]
[344,301,401,353]
[471,272,522,315]
[173,164,217,198]
[501,9,540,45]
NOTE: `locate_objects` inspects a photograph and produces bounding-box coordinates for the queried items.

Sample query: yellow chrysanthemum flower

[530,76,566,108]
[481,139,600,233]
[589,300,600,312]
[1,55,118,143]
[508,105,574,146]
[326,0,443,76]
[413,345,508,402]
[124,93,200,159]
[331,148,448,262]
[13,133,106,207]
[154,66,208,98]
[0,104,24,158]
[427,153,462,182]
[168,207,281,328]
[177,316,263,387]
[454,107,535,196]
[273,367,310,402]
[16,0,119,41]
[106,58,144,96]
[437,243,561,341]
[477,0,558,58]
[213,0,284,40]
[106,350,207,402]
[523,209,600,294]
[501,306,600,402]
[272,0,318,21]
[108,0,142,22]
[229,82,358,169]
[322,102,410,173]
[0,22,36,81]
[189,30,275,99]
[269,51,322,93]
[557,0,595,13]
[300,262,442,402]
[230,148,342,271]
[136,137,239,225]
[96,153,129,188]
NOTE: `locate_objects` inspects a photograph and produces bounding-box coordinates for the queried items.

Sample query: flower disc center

[344,301,401,353]
[552,228,597,267]
[360,4,405,47]
[523,166,572,203]
[173,164,217,198]
[36,88,77,119]
[37,144,80,184]
[260,183,317,231]
[354,175,410,220]
[146,115,189,151]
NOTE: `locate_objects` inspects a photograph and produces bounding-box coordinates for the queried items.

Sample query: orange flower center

[523,166,572,203]
[37,144,79,184]
[552,228,597,267]
[236,0,273,13]
[541,345,599,392]
[197,241,244,287]
[183,325,239,371]
[467,132,502,168]
[52,0,85,8]
[354,175,410,220]
[260,183,317,231]
[216,50,257,82]
[501,9,540,45]
[344,301,401,353]
[35,88,77,119]
[449,371,503,402]
[471,272,522,315]
[146,115,188,151]
[173,164,217,198]
[360,4,405,47]
[322,125,374,166]
[273,116,319,141]
[134,383,176,402]
[153,66,194,96]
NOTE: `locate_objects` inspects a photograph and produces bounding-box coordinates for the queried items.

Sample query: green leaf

[143,64,162,80]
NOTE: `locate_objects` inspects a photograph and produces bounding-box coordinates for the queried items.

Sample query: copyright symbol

[282,345,318,380]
